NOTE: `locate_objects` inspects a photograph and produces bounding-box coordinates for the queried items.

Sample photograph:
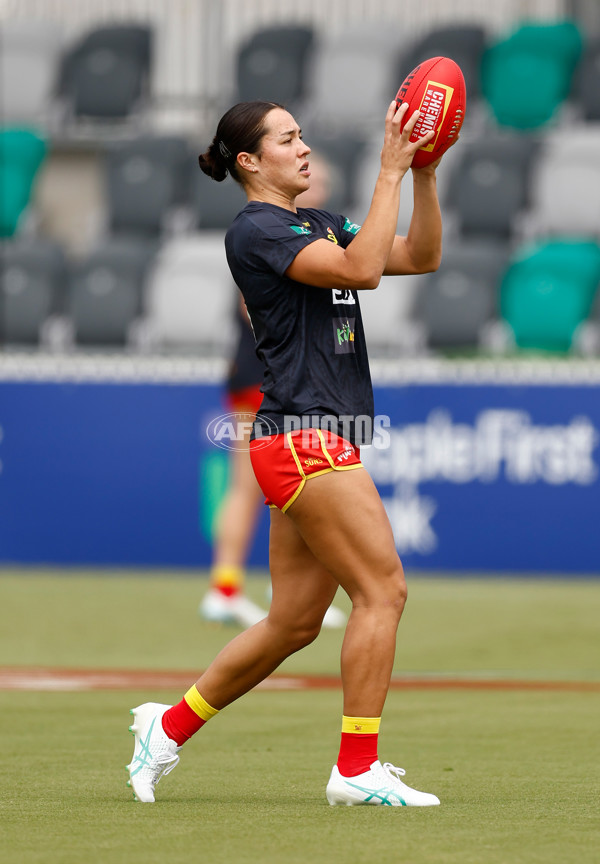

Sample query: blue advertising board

[1,357,599,573]
[363,383,599,573]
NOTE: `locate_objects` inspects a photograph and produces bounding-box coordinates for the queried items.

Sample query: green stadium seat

[0,128,46,237]
[500,239,600,352]
[481,20,583,129]
[509,20,583,77]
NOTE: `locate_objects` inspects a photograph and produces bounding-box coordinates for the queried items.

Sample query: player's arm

[383,163,442,276]
[285,102,435,292]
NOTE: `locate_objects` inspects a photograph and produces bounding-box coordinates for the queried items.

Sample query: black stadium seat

[445,134,537,239]
[235,25,314,106]
[0,239,67,345]
[398,24,487,100]
[59,24,152,119]
[105,136,190,236]
[415,240,509,350]
[69,238,155,346]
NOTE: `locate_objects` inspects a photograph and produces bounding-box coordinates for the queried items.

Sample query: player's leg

[128,462,438,804]
[213,445,264,567]
[127,509,337,802]
[192,508,338,707]
[200,443,267,627]
[282,468,440,807]
[285,467,405,716]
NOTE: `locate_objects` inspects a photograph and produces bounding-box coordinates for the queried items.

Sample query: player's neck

[246,188,297,213]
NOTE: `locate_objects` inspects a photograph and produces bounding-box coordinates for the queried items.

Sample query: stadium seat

[360,272,428,357]
[414,240,509,351]
[58,24,152,119]
[235,25,314,106]
[353,130,460,235]
[104,136,190,236]
[303,132,366,212]
[481,20,583,129]
[574,283,600,356]
[69,238,156,346]
[353,136,414,233]
[398,24,488,101]
[143,233,235,355]
[500,239,600,352]
[524,127,600,239]
[0,238,67,344]
[571,36,600,121]
[304,23,408,134]
[0,128,47,238]
[445,133,538,239]
[191,169,246,230]
[0,20,63,125]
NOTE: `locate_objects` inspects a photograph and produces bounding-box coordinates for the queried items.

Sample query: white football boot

[321,603,346,629]
[199,588,268,628]
[126,703,180,803]
[326,760,440,807]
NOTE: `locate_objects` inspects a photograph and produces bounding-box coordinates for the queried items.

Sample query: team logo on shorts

[304,457,324,467]
[333,317,356,354]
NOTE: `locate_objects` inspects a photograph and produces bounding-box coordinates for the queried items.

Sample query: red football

[395,56,466,168]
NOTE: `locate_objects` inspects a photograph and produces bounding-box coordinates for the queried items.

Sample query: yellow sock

[211,565,244,596]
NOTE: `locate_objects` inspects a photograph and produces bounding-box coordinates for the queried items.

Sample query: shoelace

[381,763,407,782]
[152,751,180,782]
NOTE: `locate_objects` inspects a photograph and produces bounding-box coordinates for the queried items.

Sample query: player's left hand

[411,133,460,174]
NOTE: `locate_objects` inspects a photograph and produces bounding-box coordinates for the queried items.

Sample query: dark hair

[198,101,284,184]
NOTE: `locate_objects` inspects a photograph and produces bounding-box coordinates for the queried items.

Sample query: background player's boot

[322,603,346,629]
[199,588,268,628]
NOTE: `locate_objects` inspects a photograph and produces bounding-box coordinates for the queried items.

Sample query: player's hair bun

[198,139,229,182]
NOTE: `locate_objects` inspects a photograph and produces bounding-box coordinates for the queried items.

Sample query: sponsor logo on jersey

[290,224,311,235]
[333,317,356,354]
[326,226,339,244]
[337,448,354,463]
[332,288,356,306]
[342,218,361,235]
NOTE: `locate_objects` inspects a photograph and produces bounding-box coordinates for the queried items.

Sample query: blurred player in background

[128,99,447,808]
[199,152,346,630]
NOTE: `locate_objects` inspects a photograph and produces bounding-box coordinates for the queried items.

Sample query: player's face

[256,108,312,197]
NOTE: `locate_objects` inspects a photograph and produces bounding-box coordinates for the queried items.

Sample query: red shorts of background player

[249,428,363,512]
[226,384,263,417]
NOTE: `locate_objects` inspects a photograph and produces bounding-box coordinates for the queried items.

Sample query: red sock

[211,565,243,597]
[161,686,219,746]
[336,716,381,777]
[162,699,207,745]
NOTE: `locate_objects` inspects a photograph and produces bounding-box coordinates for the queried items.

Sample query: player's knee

[357,562,407,617]
[396,568,408,609]
[267,615,321,654]
[287,619,322,652]
[381,570,407,621]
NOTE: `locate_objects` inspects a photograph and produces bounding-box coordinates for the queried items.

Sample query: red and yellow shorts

[249,428,363,512]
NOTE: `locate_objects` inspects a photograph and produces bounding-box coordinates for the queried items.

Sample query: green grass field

[1,570,599,864]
